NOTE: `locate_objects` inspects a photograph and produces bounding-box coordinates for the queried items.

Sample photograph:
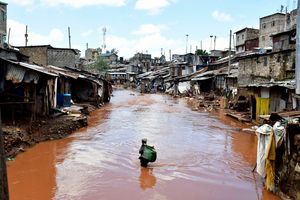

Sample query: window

[262,36,265,41]
[264,57,268,66]
[242,34,244,40]
[271,21,275,27]
[277,55,281,62]
[237,36,240,42]
[0,10,6,21]
[262,23,266,29]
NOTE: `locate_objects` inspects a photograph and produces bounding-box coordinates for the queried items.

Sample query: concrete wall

[19,47,48,66]
[48,49,76,68]
[259,13,286,48]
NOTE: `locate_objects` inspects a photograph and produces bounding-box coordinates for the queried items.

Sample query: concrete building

[85,48,100,61]
[0,1,7,48]
[130,53,152,73]
[285,9,297,31]
[259,13,286,48]
[101,52,118,64]
[235,28,259,54]
[18,45,79,69]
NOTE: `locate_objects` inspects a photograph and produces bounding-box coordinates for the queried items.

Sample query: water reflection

[139,167,157,190]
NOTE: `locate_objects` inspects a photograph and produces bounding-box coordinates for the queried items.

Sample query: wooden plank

[225,112,252,122]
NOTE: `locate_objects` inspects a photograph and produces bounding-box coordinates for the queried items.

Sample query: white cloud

[103,24,180,59]
[11,0,126,8]
[11,0,35,6]
[212,10,233,22]
[42,0,126,8]
[135,0,172,15]
[7,19,65,47]
[132,24,168,35]
[81,30,94,37]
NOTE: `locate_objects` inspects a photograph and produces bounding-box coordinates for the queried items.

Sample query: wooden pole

[0,107,9,200]
[68,27,71,49]
[25,25,28,46]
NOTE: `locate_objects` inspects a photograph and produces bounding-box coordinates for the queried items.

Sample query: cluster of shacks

[0,46,112,125]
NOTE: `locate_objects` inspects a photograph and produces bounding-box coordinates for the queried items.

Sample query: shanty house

[0,57,58,125]
[237,49,295,120]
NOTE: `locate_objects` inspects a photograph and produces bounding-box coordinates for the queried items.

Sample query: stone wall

[238,50,295,86]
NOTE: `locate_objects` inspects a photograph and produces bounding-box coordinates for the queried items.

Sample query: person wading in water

[139,139,157,167]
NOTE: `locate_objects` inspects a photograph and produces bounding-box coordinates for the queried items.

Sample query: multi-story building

[0,1,7,47]
[235,28,259,54]
[259,13,286,48]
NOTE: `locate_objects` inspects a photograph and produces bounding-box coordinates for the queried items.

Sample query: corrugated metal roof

[46,65,80,79]
[192,76,214,81]
[11,61,58,77]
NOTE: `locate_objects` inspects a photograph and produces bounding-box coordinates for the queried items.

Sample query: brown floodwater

[7,89,280,200]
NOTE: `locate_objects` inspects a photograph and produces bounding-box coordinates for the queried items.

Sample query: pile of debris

[186,93,221,112]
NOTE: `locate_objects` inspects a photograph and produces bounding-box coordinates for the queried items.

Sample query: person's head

[142,138,147,144]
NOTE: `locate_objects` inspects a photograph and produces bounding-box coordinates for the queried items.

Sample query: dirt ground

[3,104,97,158]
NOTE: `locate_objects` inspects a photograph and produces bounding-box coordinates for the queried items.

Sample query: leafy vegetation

[88,57,110,73]
[196,49,209,56]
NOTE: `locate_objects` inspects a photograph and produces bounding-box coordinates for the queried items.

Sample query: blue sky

[5,0,296,59]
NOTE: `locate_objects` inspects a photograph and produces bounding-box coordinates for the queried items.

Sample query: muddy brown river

[7,90,279,200]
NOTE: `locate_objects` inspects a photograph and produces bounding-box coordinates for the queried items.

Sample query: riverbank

[3,103,98,158]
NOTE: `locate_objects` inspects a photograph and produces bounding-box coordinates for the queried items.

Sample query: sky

[4,0,298,59]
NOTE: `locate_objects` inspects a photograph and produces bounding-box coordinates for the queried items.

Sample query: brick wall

[19,47,48,66]
[47,49,76,68]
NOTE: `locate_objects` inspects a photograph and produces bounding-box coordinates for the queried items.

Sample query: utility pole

[214,36,217,50]
[228,30,232,75]
[209,35,213,51]
[25,25,28,46]
[0,107,9,200]
[169,49,172,61]
[296,0,300,95]
[185,34,189,54]
[68,27,71,49]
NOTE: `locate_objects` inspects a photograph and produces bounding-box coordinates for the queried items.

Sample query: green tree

[196,49,209,56]
[88,57,110,73]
